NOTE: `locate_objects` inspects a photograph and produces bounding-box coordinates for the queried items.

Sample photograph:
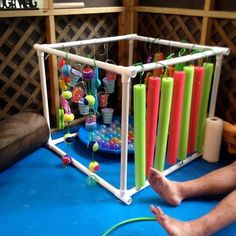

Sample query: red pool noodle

[146,77,161,176]
[167,71,185,164]
[187,66,204,154]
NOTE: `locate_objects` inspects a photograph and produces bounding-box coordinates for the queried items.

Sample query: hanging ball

[62,64,72,77]
[89,161,100,172]
[87,174,98,186]
[62,90,72,100]
[64,133,73,144]
[87,141,99,152]
[84,95,95,107]
[82,66,95,80]
[62,155,72,166]
[64,112,74,122]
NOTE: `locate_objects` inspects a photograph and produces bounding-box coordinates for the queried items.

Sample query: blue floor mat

[0,132,235,236]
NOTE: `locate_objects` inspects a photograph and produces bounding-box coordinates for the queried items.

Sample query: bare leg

[150,189,236,236]
[148,161,236,205]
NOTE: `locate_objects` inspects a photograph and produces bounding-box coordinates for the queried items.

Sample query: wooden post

[45,0,60,128]
[200,0,215,45]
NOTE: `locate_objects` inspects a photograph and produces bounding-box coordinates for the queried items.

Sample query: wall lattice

[0,17,46,121]
[210,19,236,123]
[137,13,236,123]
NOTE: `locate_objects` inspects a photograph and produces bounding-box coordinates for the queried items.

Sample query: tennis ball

[89,161,100,172]
[62,90,72,100]
[84,95,95,107]
[64,133,73,144]
[64,112,74,122]
[87,141,99,152]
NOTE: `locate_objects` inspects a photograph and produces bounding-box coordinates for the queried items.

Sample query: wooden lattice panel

[209,19,236,123]
[138,13,202,42]
[0,17,46,121]
[137,13,202,61]
[55,14,119,62]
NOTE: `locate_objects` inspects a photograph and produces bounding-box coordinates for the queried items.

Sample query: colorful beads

[91,120,134,151]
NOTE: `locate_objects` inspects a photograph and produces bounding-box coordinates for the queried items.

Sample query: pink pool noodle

[146,77,161,176]
[167,71,185,164]
[188,66,204,154]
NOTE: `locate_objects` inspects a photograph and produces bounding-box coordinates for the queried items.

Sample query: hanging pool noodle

[187,66,204,154]
[146,77,161,176]
[178,66,194,161]
[154,77,173,172]
[167,71,185,164]
[195,63,214,153]
[133,84,146,188]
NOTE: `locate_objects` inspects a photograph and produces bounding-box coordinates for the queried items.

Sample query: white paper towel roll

[202,117,223,162]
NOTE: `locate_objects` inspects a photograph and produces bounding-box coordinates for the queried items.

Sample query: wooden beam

[45,0,59,128]
[200,0,215,45]
[133,6,204,17]
[0,7,126,18]
[133,6,236,20]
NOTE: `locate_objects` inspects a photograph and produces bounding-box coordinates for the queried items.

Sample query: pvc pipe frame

[35,34,229,205]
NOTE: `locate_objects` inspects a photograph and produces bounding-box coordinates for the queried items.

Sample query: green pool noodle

[154,77,173,172]
[133,84,146,188]
[178,66,194,160]
[195,63,214,153]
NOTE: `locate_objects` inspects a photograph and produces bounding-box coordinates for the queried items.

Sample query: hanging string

[133,62,145,85]
[153,61,169,78]
[65,50,69,64]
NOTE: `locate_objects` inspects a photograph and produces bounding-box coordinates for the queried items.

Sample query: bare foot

[150,205,196,236]
[148,168,183,206]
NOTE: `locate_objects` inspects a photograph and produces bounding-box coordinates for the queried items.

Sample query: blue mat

[0,131,235,236]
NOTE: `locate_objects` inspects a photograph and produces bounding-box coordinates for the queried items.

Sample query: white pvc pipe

[209,53,223,117]
[35,34,229,205]
[134,35,230,56]
[48,142,132,204]
[34,44,136,78]
[37,50,51,129]
[43,34,137,49]
[119,74,131,195]
[127,153,201,196]
[128,48,226,75]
